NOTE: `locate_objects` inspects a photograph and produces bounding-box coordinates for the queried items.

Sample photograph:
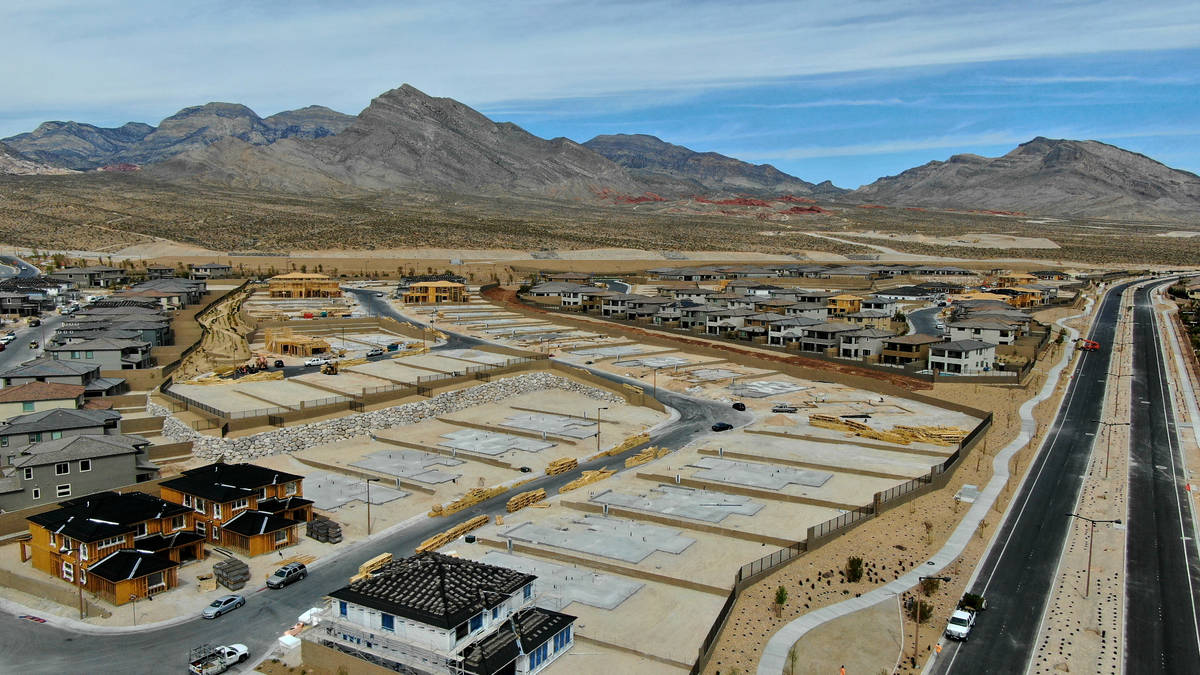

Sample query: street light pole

[1065,513,1121,597]
[365,478,381,537]
[913,575,951,658]
[1092,420,1130,479]
[596,406,608,453]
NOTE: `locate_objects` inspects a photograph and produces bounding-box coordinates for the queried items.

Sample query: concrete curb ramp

[756,298,1092,674]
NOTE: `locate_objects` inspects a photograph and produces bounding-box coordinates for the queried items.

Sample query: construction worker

[840,666,846,675]
[936,643,943,656]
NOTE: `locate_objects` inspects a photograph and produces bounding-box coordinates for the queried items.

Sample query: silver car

[202,594,245,619]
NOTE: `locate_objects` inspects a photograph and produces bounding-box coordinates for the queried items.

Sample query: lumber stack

[415,515,489,553]
[594,432,650,459]
[349,553,393,583]
[558,469,615,494]
[892,425,969,446]
[429,486,508,517]
[506,488,547,513]
[624,445,670,468]
[545,457,579,476]
[808,414,911,445]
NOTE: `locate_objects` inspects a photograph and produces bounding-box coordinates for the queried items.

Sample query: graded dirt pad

[844,229,1061,250]
[782,597,902,675]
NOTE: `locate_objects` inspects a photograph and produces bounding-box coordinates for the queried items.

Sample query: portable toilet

[387,342,399,352]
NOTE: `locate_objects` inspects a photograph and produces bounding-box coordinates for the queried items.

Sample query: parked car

[365,348,384,358]
[731,402,746,411]
[201,594,245,619]
[304,357,332,367]
[711,422,733,432]
[0,343,6,352]
[266,562,307,589]
[273,359,285,368]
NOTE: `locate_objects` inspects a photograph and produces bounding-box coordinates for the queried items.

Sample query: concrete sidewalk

[757,298,1094,674]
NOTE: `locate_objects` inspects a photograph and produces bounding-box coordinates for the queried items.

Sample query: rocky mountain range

[4,85,1199,222]
[0,141,75,175]
[850,137,1200,221]
[583,133,845,197]
[2,104,353,170]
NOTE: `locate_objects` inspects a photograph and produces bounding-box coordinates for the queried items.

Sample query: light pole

[913,575,951,658]
[1065,513,1121,597]
[58,545,86,619]
[130,594,138,625]
[1092,420,1130,479]
[365,478,381,537]
[596,406,608,453]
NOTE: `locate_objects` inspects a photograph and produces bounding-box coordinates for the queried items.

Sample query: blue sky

[3,0,1198,188]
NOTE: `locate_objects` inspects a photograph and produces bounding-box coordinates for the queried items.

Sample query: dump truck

[188,644,248,675]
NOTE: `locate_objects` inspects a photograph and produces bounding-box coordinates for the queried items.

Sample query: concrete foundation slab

[613,356,692,369]
[479,551,643,611]
[688,368,744,382]
[729,379,810,398]
[304,470,409,510]
[689,456,832,490]
[351,449,464,484]
[435,349,513,365]
[500,515,695,564]
[439,429,555,455]
[501,412,597,439]
[570,345,645,359]
[589,485,763,523]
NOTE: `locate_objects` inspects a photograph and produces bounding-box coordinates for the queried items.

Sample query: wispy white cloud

[734,98,907,109]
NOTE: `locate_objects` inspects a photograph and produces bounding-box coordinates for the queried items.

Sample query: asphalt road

[908,305,942,336]
[0,290,747,673]
[0,255,42,279]
[0,314,66,371]
[1124,279,1200,674]
[934,280,1133,674]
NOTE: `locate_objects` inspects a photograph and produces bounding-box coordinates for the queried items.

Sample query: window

[381,613,394,632]
[528,642,549,670]
[79,567,86,585]
[21,402,33,412]
[553,625,571,652]
[1,437,7,448]
[29,433,41,443]
[524,583,532,600]
[51,431,62,440]
[231,497,248,511]
[56,484,71,498]
[31,487,40,500]
[338,601,348,617]
[61,561,74,582]
[54,462,68,476]
[492,607,499,620]
[284,481,297,496]
[170,515,185,531]
[195,521,206,536]
[85,351,93,359]
[97,535,124,551]
[273,530,287,545]
[259,487,269,500]
[469,613,483,632]
[193,497,205,514]
[70,351,80,359]
[135,523,148,538]
[79,459,91,472]
[22,467,32,480]
[211,526,219,541]
[182,494,192,507]
[213,503,222,519]
[79,544,88,561]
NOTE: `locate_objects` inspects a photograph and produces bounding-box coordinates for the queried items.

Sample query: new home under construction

[267,272,343,299]
[264,328,331,356]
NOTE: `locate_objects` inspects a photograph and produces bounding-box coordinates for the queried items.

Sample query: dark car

[28,318,40,327]
[519,466,532,473]
[273,359,285,368]
[266,562,307,589]
[731,402,746,411]
[711,422,733,432]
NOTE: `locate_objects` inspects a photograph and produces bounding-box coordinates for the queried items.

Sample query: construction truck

[1077,338,1101,352]
[188,644,248,675]
[320,361,339,375]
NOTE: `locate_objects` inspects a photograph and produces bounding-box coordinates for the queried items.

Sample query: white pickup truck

[188,644,249,674]
[943,609,976,641]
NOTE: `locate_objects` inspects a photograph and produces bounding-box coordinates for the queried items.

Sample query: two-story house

[839,328,896,360]
[0,357,126,397]
[880,334,944,366]
[948,319,1020,345]
[767,316,821,347]
[929,340,997,375]
[25,490,201,605]
[0,382,85,418]
[0,408,120,449]
[188,262,233,280]
[158,463,312,555]
[798,322,859,354]
[46,337,155,370]
[0,434,158,511]
[826,294,864,318]
[314,552,575,675]
[144,264,176,280]
[49,266,129,289]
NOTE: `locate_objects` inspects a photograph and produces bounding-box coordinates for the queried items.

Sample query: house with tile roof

[314,552,575,675]
[0,381,85,418]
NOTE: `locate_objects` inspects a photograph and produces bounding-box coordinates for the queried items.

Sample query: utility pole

[365,478,381,536]
[596,406,608,453]
[1065,513,1121,597]
[1092,419,1130,479]
[913,575,951,658]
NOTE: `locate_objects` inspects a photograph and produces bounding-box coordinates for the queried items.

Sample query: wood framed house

[158,462,311,556]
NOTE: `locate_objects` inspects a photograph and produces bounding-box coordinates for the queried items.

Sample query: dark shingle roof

[0,408,118,435]
[9,434,149,468]
[329,552,537,629]
[160,462,303,502]
[459,607,575,675]
[0,357,99,379]
[222,510,301,537]
[935,340,996,353]
[87,549,177,582]
[27,491,189,542]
